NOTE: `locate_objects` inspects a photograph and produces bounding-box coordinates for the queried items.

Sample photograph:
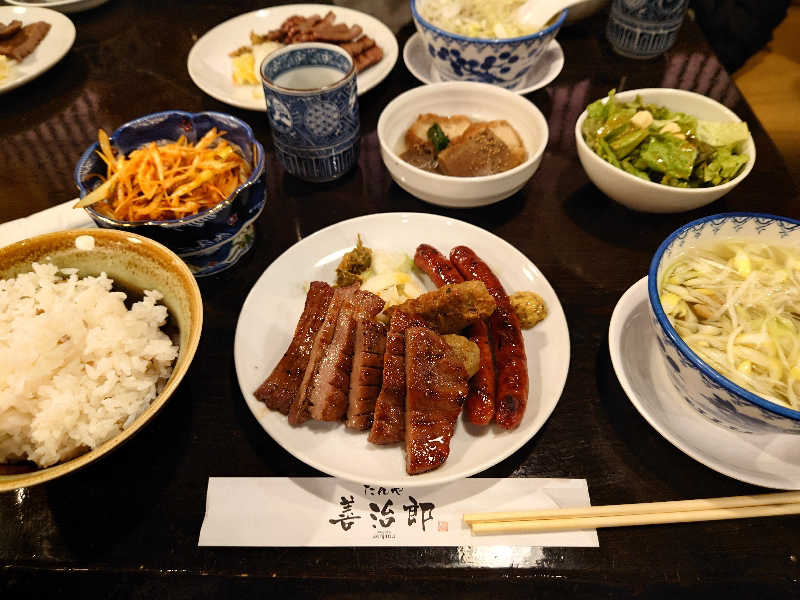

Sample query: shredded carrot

[74,128,252,222]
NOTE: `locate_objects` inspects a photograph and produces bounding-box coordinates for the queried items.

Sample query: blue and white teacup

[260,43,360,182]
[606,0,689,59]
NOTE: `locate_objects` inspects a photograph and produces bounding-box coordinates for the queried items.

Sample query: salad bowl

[575,88,755,213]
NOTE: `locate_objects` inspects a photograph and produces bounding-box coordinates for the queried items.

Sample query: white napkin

[198,477,598,547]
[0,200,94,249]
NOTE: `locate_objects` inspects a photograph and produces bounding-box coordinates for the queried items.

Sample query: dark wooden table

[2,1,799,597]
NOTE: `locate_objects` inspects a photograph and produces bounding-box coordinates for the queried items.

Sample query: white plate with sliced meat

[0,6,75,95]
[187,4,399,111]
[234,213,570,487]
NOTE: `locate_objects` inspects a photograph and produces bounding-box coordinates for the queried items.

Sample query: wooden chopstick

[470,503,800,534]
[464,491,800,524]
[465,491,800,535]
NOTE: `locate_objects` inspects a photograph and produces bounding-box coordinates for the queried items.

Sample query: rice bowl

[0,263,179,467]
[0,229,203,491]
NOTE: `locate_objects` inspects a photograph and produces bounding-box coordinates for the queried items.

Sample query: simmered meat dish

[399,114,527,177]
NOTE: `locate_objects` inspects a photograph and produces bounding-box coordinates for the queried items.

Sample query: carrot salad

[74,128,251,222]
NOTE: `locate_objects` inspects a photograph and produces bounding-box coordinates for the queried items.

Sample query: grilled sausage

[450,246,527,430]
[414,244,497,425]
[414,243,464,287]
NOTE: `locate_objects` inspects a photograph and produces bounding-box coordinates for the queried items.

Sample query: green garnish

[427,123,450,155]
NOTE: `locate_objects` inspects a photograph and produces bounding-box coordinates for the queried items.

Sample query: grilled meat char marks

[254,281,334,415]
[346,319,388,430]
[308,290,385,422]
[368,311,428,444]
[289,284,359,426]
[405,326,468,475]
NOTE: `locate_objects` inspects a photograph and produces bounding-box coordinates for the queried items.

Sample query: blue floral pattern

[262,44,359,182]
[75,110,266,277]
[410,2,565,89]
[647,213,800,434]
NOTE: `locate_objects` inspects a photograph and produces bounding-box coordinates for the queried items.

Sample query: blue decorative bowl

[648,213,800,434]
[410,0,566,89]
[75,111,266,277]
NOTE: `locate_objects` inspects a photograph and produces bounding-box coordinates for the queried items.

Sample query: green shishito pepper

[427,123,449,155]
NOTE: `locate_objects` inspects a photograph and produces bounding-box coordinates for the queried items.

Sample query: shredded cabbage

[360,250,425,312]
[660,241,800,410]
[418,0,541,38]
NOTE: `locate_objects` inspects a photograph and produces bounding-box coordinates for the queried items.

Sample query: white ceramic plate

[187,4,399,111]
[234,213,570,487]
[5,0,110,14]
[403,32,564,95]
[0,6,75,94]
[609,277,800,490]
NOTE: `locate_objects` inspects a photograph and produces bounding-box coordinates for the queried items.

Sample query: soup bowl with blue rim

[410,0,566,89]
[75,111,266,277]
[648,213,800,435]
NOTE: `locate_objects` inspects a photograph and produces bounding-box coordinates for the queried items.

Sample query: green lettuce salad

[581,90,751,188]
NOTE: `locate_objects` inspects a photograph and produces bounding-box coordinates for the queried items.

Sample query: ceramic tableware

[410,0,566,89]
[260,42,359,182]
[234,212,570,487]
[648,213,800,434]
[74,110,266,277]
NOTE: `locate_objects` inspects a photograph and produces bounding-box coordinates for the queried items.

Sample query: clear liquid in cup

[272,66,345,90]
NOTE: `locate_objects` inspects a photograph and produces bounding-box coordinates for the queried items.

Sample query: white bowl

[377,81,548,207]
[574,88,756,213]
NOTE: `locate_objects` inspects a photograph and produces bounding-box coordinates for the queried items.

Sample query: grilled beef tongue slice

[368,311,429,444]
[0,20,22,40]
[346,318,387,430]
[289,284,359,425]
[0,22,51,61]
[254,281,334,415]
[308,290,384,422]
[404,326,468,475]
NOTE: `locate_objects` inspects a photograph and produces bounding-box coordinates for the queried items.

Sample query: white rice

[0,263,179,467]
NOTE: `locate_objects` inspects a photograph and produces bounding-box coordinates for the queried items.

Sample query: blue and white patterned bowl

[75,111,266,277]
[410,0,566,89]
[648,213,800,434]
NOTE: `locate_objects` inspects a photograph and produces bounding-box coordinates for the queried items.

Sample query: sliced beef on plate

[308,290,385,422]
[368,310,428,444]
[346,318,388,430]
[254,281,334,415]
[0,20,22,40]
[289,283,359,425]
[404,326,468,475]
[0,22,51,62]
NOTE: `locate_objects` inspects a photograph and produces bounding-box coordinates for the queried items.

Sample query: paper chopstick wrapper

[0,200,94,249]
[198,477,598,547]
